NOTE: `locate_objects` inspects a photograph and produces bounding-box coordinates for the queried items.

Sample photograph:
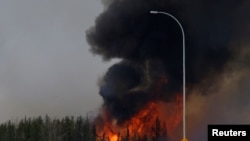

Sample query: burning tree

[95,95,182,141]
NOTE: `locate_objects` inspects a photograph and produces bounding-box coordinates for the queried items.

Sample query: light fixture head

[150,11,158,14]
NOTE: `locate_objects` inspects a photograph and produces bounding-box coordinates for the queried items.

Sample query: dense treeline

[0,115,96,141]
[0,116,168,141]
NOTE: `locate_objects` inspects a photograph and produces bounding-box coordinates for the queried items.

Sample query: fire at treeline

[0,115,168,141]
[1,0,249,141]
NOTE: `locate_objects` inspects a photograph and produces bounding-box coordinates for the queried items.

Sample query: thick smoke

[86,0,250,124]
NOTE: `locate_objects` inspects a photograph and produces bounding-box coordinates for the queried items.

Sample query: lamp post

[150,11,188,141]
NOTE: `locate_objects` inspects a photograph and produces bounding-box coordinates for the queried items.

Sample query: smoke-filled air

[86,0,250,141]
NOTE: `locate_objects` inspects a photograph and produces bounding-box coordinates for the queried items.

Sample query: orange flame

[96,94,183,141]
[110,134,118,141]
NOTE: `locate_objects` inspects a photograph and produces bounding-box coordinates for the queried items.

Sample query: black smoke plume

[86,0,250,124]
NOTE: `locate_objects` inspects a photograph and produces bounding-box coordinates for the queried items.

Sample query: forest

[0,116,96,141]
[0,115,168,141]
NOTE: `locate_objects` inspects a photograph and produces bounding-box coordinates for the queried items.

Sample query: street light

[150,11,188,141]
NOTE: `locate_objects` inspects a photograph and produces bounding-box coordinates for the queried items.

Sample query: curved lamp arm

[150,10,187,141]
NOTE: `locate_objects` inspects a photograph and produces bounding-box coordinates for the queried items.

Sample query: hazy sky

[0,0,117,123]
